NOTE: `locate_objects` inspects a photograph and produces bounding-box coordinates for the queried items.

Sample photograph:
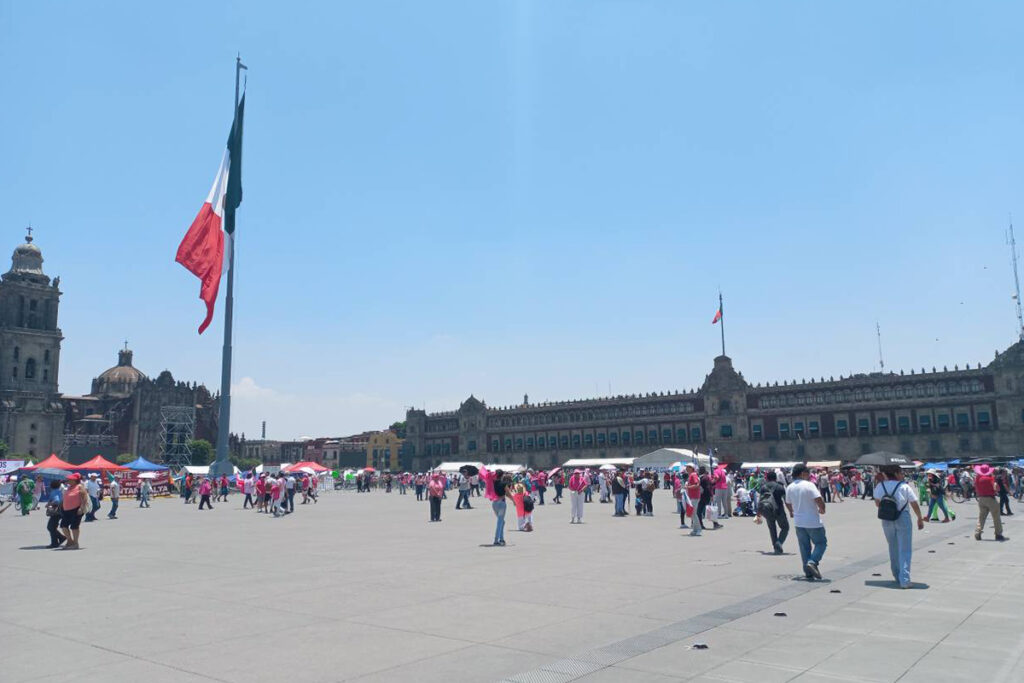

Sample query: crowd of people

[6,460,1020,589]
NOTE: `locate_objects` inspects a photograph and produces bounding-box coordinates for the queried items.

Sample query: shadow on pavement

[864,580,929,589]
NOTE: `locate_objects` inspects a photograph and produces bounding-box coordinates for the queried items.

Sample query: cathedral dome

[3,229,48,284]
[90,348,148,398]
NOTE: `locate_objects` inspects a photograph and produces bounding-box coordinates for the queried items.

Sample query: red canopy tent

[21,454,76,471]
[283,461,329,473]
[72,455,129,471]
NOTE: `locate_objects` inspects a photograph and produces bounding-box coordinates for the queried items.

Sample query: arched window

[25,358,36,379]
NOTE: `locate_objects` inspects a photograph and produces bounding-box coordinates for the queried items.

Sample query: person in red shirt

[973,464,1007,541]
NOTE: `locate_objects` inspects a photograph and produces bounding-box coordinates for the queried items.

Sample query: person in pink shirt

[427,473,445,522]
[712,465,729,518]
[197,477,214,510]
[568,469,587,523]
[536,470,548,505]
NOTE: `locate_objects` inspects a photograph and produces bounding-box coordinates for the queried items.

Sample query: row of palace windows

[489,427,704,452]
[757,380,985,409]
[486,403,695,428]
[746,410,992,440]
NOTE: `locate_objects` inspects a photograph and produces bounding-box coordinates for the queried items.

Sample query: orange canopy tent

[21,454,76,470]
[72,455,129,471]
[283,461,329,473]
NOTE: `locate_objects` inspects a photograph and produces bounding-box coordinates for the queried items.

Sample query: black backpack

[523,495,535,512]
[877,482,908,521]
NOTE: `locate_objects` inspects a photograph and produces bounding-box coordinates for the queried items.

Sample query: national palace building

[404,342,1024,471]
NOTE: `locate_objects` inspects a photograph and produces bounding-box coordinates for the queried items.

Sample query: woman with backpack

[874,466,925,589]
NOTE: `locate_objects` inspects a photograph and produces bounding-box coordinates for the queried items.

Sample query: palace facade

[404,344,1024,471]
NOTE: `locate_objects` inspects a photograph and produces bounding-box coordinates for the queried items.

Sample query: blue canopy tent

[920,462,949,471]
[124,456,169,471]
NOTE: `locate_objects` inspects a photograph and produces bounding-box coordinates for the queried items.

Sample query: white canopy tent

[182,465,240,476]
[739,462,800,470]
[433,461,484,474]
[483,463,526,474]
[562,457,635,469]
[806,460,842,468]
[633,448,706,470]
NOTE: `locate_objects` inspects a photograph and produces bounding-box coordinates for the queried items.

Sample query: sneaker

[773,542,783,554]
[996,535,1009,542]
[975,532,982,541]
[805,560,822,580]
[499,540,506,546]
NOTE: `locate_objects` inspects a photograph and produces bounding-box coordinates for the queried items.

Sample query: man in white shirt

[84,473,101,521]
[786,463,827,580]
[107,477,120,519]
[285,475,296,513]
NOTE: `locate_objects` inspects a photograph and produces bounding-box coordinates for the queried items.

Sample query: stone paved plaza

[1,488,1022,682]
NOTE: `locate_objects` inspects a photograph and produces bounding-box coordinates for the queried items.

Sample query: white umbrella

[599,464,617,471]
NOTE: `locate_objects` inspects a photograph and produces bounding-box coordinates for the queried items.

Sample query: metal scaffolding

[159,405,195,468]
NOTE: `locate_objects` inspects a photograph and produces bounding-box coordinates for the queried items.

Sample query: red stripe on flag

[176,202,225,334]
[712,308,722,324]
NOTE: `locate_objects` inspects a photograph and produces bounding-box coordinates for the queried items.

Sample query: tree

[188,439,214,466]
[116,453,135,465]
[389,421,407,438]
[0,439,8,458]
[231,456,260,472]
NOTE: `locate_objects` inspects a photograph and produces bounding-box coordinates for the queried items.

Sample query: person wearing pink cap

[973,464,1007,542]
[568,469,587,523]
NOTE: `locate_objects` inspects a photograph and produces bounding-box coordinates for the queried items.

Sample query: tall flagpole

[213,55,246,475]
[718,290,726,357]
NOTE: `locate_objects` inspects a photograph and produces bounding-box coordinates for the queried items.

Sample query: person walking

[552,470,564,504]
[686,464,703,536]
[786,464,827,580]
[427,473,444,522]
[242,474,255,509]
[611,469,628,517]
[973,464,1008,541]
[997,468,1014,516]
[568,468,586,523]
[873,465,925,588]
[139,478,152,508]
[536,470,548,506]
[756,470,790,554]
[83,473,101,521]
[924,471,952,523]
[285,473,296,512]
[107,476,120,519]
[491,472,510,545]
[198,477,214,510]
[16,476,34,515]
[59,473,89,549]
[44,480,67,548]
[712,464,729,518]
[455,474,473,510]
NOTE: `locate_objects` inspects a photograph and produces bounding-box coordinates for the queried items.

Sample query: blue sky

[2,1,1021,441]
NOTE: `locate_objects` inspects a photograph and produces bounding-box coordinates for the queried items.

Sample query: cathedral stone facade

[1,230,217,463]
[62,348,218,464]
[405,346,1024,471]
[0,231,65,458]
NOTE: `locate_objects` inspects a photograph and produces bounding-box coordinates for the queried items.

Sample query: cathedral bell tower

[0,228,64,458]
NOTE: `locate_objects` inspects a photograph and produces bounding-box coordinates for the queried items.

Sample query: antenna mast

[1010,218,1024,341]
[876,322,885,372]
